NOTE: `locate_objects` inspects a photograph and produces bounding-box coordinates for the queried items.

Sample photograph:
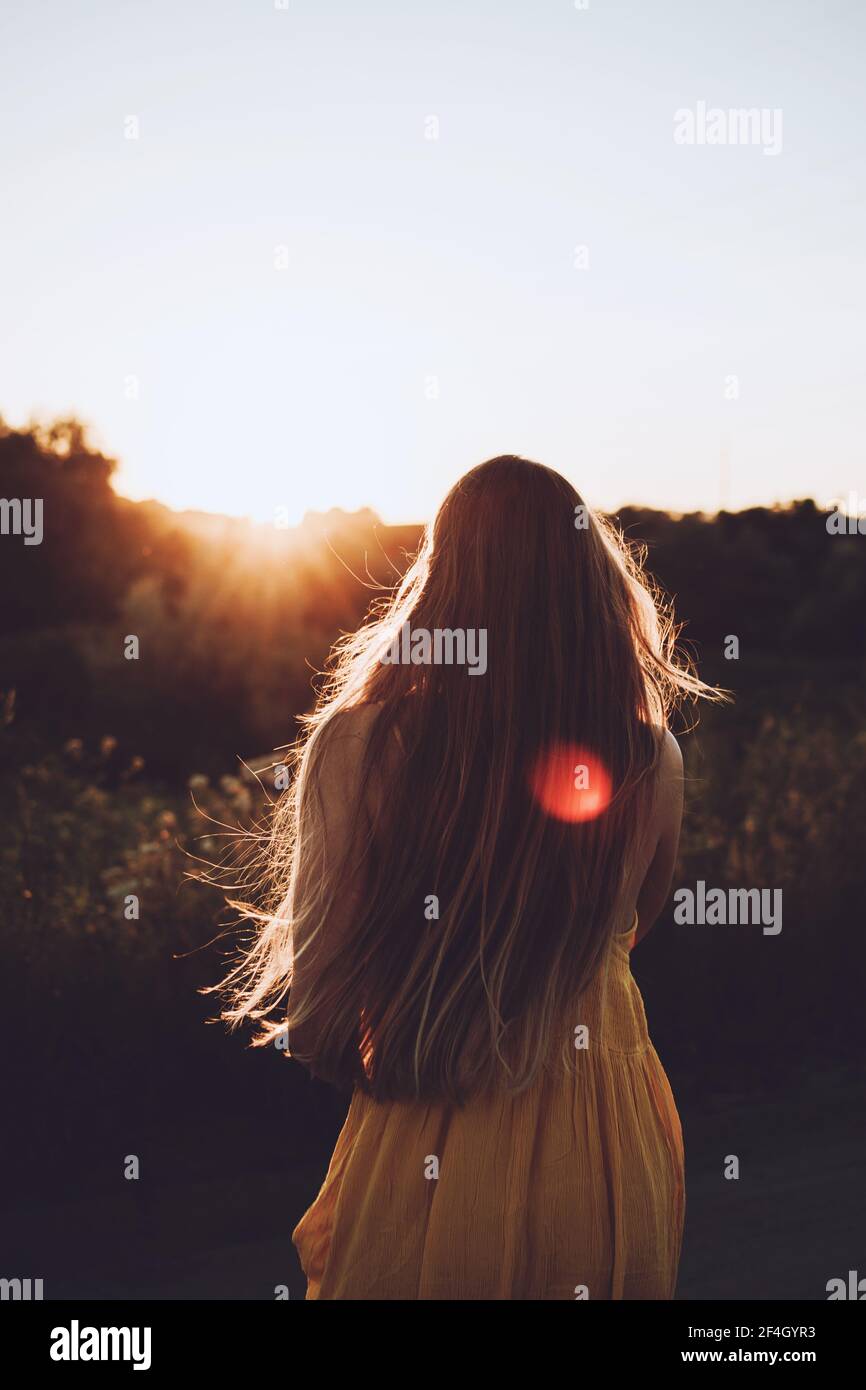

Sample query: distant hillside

[2,416,864,776]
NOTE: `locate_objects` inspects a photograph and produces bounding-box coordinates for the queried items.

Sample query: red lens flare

[527,743,613,823]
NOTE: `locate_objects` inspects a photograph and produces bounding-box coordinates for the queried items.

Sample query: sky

[1,0,865,525]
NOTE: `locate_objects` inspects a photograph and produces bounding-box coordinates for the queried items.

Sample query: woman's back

[292,710,685,1299]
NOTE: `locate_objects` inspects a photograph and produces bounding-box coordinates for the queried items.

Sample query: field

[2,419,864,1298]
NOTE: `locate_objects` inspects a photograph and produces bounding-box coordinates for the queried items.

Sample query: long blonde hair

[215,456,718,1101]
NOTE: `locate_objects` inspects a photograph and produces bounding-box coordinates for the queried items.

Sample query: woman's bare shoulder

[325,702,384,743]
[658,727,683,777]
[651,727,683,803]
[315,702,400,804]
[639,727,683,841]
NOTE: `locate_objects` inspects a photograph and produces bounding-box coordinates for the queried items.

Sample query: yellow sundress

[293,912,685,1299]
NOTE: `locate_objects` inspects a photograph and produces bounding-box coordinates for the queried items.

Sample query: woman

[218,455,719,1300]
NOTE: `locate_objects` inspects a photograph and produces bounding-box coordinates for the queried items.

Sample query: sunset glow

[2,1,864,526]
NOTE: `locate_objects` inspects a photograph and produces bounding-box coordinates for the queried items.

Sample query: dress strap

[613,908,639,941]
